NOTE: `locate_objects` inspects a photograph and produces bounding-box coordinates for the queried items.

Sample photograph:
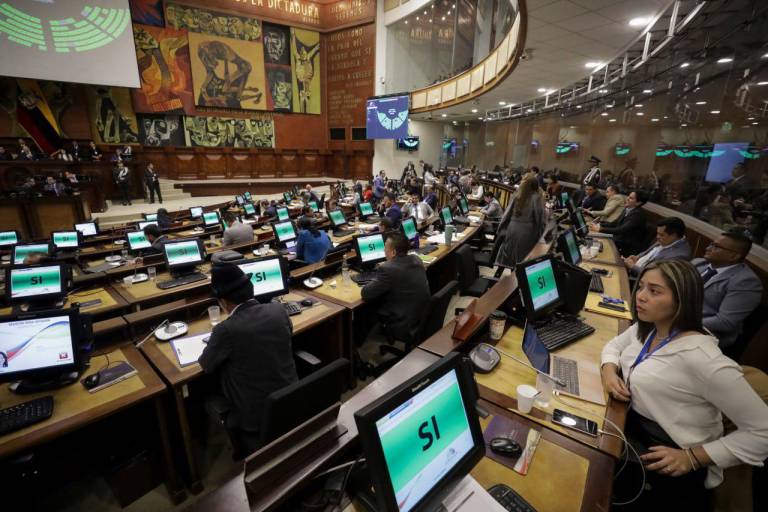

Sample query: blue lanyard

[631,328,679,370]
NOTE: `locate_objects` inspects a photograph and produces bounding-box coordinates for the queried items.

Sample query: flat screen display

[359,202,374,216]
[366,95,409,139]
[243,203,256,215]
[563,230,581,265]
[329,209,346,227]
[127,231,151,250]
[52,231,79,249]
[0,231,18,246]
[574,210,587,234]
[164,240,203,267]
[396,136,419,151]
[144,214,158,222]
[308,201,319,212]
[243,191,252,201]
[138,221,157,231]
[283,192,292,203]
[374,369,473,512]
[560,192,569,207]
[357,234,386,263]
[75,222,97,237]
[190,207,203,219]
[0,314,75,376]
[203,212,220,226]
[273,221,296,242]
[0,0,140,88]
[9,265,62,299]
[276,207,289,221]
[458,198,469,215]
[524,259,559,312]
[237,258,286,299]
[440,207,453,225]
[13,244,50,264]
[402,218,417,240]
[236,196,244,205]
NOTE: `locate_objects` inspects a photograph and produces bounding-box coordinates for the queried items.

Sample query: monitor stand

[13,297,68,314]
[9,369,82,394]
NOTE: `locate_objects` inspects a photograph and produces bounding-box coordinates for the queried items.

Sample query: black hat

[589,155,601,164]
[211,263,253,299]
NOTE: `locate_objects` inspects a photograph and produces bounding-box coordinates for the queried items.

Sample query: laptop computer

[522,321,606,405]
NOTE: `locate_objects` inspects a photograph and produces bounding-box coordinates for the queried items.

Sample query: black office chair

[455,244,496,297]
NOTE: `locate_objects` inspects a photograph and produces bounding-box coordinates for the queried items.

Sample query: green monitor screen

[375,369,474,512]
[13,244,50,264]
[75,222,97,237]
[144,213,158,222]
[243,203,256,215]
[402,218,417,240]
[52,231,79,249]
[138,221,157,231]
[329,209,346,227]
[574,210,587,234]
[273,221,297,243]
[0,231,18,247]
[308,201,319,212]
[277,207,289,221]
[9,265,63,300]
[356,234,386,264]
[190,207,203,219]
[359,202,374,216]
[283,192,292,203]
[458,197,469,214]
[244,191,252,201]
[564,230,581,265]
[203,212,220,226]
[440,207,453,225]
[560,191,569,206]
[237,258,287,300]
[524,258,559,312]
[127,231,151,251]
[164,240,203,268]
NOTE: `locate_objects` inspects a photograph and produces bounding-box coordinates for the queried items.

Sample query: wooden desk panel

[113,263,213,307]
[0,285,127,317]
[587,238,622,266]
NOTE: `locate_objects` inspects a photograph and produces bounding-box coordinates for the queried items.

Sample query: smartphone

[552,409,598,437]
[598,301,627,312]
[591,267,610,275]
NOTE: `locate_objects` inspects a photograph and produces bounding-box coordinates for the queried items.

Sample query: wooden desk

[0,344,185,502]
[0,285,128,319]
[586,237,623,266]
[137,291,345,493]
[112,264,213,310]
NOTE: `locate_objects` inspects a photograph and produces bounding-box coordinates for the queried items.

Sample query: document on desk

[442,474,507,512]
[171,333,210,367]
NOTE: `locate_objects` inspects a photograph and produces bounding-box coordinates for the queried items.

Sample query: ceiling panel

[529,1,588,24]
[553,12,615,32]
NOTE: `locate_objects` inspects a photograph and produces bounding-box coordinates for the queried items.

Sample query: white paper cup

[123,276,133,287]
[516,384,538,414]
[580,246,589,259]
[589,245,600,258]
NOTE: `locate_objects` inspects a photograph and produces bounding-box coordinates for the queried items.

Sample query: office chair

[455,244,497,297]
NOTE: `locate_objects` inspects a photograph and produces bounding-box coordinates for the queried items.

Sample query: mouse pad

[483,414,541,476]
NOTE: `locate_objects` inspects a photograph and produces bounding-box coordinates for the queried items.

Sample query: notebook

[170,333,210,367]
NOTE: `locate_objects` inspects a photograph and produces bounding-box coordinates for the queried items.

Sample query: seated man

[623,217,691,275]
[296,217,331,263]
[692,231,763,348]
[199,263,298,460]
[143,224,169,254]
[156,208,173,229]
[304,184,320,204]
[401,193,434,223]
[589,191,648,256]
[359,232,431,343]
[423,185,438,210]
[379,193,402,228]
[580,184,607,211]
[222,211,254,247]
[263,200,278,219]
[480,190,503,220]
[585,184,625,223]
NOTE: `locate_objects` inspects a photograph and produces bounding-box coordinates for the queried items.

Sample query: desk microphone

[135,319,169,348]
[480,343,565,387]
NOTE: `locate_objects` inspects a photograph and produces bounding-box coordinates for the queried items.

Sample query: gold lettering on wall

[327,23,374,127]
[232,0,321,26]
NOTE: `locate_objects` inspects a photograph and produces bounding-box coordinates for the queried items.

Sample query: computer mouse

[469,343,501,373]
[300,298,314,307]
[489,437,522,458]
[83,373,100,389]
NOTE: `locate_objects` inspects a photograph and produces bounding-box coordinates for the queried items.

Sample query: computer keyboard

[0,396,54,436]
[417,244,438,255]
[333,228,356,237]
[283,301,302,316]
[351,271,377,285]
[589,272,604,293]
[453,215,470,224]
[535,317,595,351]
[157,272,207,290]
[552,356,580,396]
[488,484,536,512]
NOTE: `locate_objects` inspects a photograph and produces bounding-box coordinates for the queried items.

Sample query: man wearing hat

[199,263,297,459]
[583,156,602,187]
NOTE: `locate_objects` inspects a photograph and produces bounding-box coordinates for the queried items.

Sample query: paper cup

[516,384,538,414]
[589,245,599,258]
[123,276,133,287]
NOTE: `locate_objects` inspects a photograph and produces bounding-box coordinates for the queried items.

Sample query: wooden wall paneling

[33,200,83,238]
[229,150,253,179]
[328,152,346,178]
[173,150,198,180]
[350,151,372,179]
[200,149,227,179]
[141,147,169,177]
[0,203,30,239]
[255,151,277,178]
[281,151,300,177]
[301,151,323,176]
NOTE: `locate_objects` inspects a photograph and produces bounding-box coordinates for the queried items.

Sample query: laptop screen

[522,322,550,374]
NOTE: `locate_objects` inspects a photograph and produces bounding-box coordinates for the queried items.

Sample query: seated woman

[156,208,173,229]
[602,259,768,510]
[296,217,331,264]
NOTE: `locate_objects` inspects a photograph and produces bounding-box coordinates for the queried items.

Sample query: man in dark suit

[199,263,298,460]
[144,163,163,204]
[358,232,430,344]
[379,193,402,229]
[589,190,648,256]
[580,184,606,211]
[624,216,692,275]
[113,161,131,206]
[692,231,762,349]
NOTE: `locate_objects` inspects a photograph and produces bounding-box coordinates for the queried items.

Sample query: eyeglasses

[707,242,739,253]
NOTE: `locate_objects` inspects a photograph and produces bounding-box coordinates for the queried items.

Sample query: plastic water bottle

[341,261,351,284]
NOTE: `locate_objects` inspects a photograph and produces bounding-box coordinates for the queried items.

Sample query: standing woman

[492,174,545,269]
[602,260,768,510]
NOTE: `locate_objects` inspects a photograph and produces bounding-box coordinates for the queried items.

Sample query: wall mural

[138,113,185,146]
[132,24,194,113]
[129,0,165,27]
[85,86,139,144]
[165,3,262,41]
[183,115,274,148]
[290,27,321,114]
[263,23,292,112]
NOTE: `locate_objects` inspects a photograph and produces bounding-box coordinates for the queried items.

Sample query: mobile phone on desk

[552,409,598,437]
[598,301,627,312]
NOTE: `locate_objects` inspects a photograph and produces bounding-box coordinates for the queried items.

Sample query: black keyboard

[417,244,438,255]
[333,228,356,237]
[488,484,536,512]
[351,271,377,285]
[0,396,54,436]
[157,272,207,290]
[589,272,604,293]
[535,317,595,350]
[453,215,470,224]
[552,356,580,395]
[283,301,302,316]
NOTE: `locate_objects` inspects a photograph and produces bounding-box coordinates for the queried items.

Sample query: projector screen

[0,0,140,88]
[366,95,409,139]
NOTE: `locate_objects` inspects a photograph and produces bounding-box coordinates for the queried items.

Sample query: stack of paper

[171,333,210,367]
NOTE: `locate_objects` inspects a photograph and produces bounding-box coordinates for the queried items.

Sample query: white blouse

[601,324,768,488]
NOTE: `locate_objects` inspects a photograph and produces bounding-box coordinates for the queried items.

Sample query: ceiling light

[748,117,755,120]
[717,57,733,64]
[441,114,447,118]
[635,104,643,108]
[680,62,690,68]
[758,81,768,86]
[643,89,652,94]
[664,116,669,119]
[471,108,478,113]
[600,112,608,116]
[526,109,533,113]
[629,17,651,27]
[537,88,546,93]
[585,62,602,69]
[441,16,445,21]
[695,101,706,105]
[576,105,582,109]
[423,10,427,15]
[651,118,659,122]
[599,89,608,94]
[429,19,433,22]
[752,122,759,125]
[681,123,687,127]
[763,53,768,58]
[478,117,484,120]
[636,112,644,116]
[609,119,617,123]
[498,101,506,105]
[710,110,720,114]
[416,16,419,20]
[404,20,408,24]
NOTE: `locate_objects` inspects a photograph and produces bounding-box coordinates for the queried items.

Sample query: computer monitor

[0,308,84,383]
[307,200,319,213]
[358,202,375,219]
[458,196,470,215]
[137,221,157,231]
[235,256,289,301]
[235,195,245,206]
[243,191,252,202]
[439,206,454,226]
[328,209,347,227]
[51,231,80,250]
[163,239,205,274]
[13,243,51,265]
[283,192,292,203]
[354,233,386,267]
[271,220,298,250]
[6,264,68,304]
[566,198,576,215]
[203,211,220,227]
[190,206,204,219]
[515,255,563,321]
[276,207,290,221]
[557,229,581,266]
[243,203,257,216]
[354,352,485,512]
[401,217,418,241]
[144,213,158,222]
[74,222,98,237]
[571,209,588,236]
[127,231,152,251]
[0,230,19,247]
[560,191,569,209]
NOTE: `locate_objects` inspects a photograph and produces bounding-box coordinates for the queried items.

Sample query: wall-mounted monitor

[366,95,409,139]
[396,136,419,151]
[556,142,580,154]
[615,143,631,156]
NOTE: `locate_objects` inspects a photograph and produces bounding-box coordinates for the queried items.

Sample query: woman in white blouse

[601,259,768,509]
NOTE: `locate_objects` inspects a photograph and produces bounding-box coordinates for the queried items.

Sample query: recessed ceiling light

[752,122,759,125]
[717,57,733,64]
[643,89,652,94]
[416,16,419,20]
[710,110,720,114]
[664,116,669,119]
[695,101,707,105]
[423,10,427,15]
[629,17,651,27]
[681,123,687,127]
[763,53,768,59]
[636,112,644,116]
[471,108,478,113]
[758,81,768,86]
[651,118,659,122]
[585,62,602,69]
[429,19,433,22]
[609,119,617,123]
[441,16,445,21]
[600,112,609,116]
[599,89,608,94]
[635,104,643,108]
[537,88,546,93]
[499,101,506,105]
[441,114,447,117]
[680,62,690,68]
[478,117,483,120]
[748,117,755,120]
[576,105,582,109]
[526,109,533,113]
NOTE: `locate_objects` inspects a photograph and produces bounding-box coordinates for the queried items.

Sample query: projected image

[138,114,184,146]
[0,1,140,87]
[366,96,409,139]
[86,86,139,143]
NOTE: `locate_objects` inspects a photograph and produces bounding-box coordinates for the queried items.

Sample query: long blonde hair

[513,174,540,217]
